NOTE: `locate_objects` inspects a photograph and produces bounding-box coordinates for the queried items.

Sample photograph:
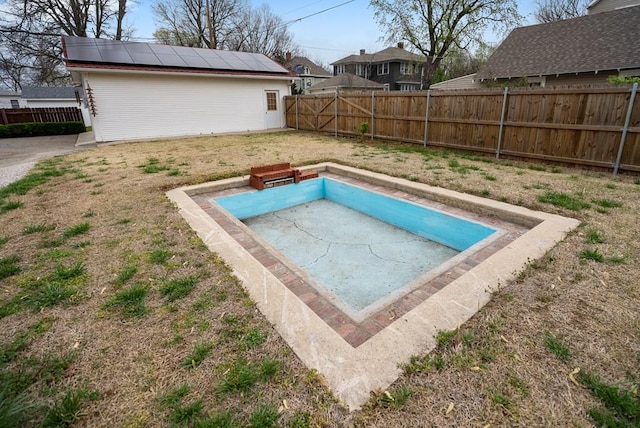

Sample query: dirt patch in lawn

[0,131,638,427]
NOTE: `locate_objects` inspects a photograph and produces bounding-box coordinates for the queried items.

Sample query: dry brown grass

[0,130,638,427]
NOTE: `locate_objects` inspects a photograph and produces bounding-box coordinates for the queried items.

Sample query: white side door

[264,90,282,129]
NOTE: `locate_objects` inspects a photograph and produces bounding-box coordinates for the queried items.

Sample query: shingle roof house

[306,73,384,94]
[476,5,640,87]
[62,36,293,142]
[284,54,331,94]
[331,43,427,91]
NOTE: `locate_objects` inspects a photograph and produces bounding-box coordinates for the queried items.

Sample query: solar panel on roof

[64,36,288,74]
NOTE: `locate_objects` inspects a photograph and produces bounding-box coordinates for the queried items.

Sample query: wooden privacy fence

[0,107,83,125]
[285,83,640,174]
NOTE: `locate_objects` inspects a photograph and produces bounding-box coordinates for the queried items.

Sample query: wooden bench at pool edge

[249,163,318,190]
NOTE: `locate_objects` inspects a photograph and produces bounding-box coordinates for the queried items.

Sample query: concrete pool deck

[166,162,580,411]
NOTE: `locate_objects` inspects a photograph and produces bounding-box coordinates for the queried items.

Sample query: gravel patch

[0,161,37,188]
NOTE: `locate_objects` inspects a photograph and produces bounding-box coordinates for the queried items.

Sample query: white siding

[588,0,640,14]
[429,74,482,90]
[83,72,290,142]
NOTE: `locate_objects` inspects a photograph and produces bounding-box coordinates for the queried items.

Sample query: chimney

[397,42,404,49]
[360,49,365,55]
[285,51,291,62]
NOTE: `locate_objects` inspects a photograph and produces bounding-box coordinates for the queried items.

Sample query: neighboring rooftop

[62,36,290,75]
[21,86,80,99]
[332,43,426,65]
[284,55,331,77]
[308,74,384,91]
[476,5,640,80]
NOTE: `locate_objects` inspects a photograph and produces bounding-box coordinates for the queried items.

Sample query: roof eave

[65,62,295,80]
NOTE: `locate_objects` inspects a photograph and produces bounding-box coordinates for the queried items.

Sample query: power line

[283,0,356,26]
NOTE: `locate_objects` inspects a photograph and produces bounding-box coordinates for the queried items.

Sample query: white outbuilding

[62,36,293,143]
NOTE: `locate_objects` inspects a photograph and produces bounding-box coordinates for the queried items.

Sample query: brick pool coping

[167,162,580,411]
[191,173,529,347]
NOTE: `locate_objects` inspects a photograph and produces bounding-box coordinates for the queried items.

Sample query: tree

[225,4,296,60]
[153,0,298,60]
[534,0,586,23]
[370,0,522,85]
[153,0,246,49]
[0,0,132,89]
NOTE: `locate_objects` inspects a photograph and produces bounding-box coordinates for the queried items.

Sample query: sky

[125,0,538,66]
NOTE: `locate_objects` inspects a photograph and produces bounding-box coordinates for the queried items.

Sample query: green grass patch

[483,174,497,181]
[585,229,605,244]
[215,359,281,395]
[538,191,590,211]
[0,200,23,214]
[115,218,131,225]
[140,158,170,174]
[54,261,85,280]
[22,223,55,235]
[149,248,172,265]
[0,167,66,199]
[0,318,54,364]
[243,328,268,349]
[62,222,90,239]
[27,282,78,309]
[183,342,214,370]
[158,383,190,408]
[248,402,281,428]
[435,329,458,348]
[41,388,99,428]
[159,275,198,301]
[103,283,149,318]
[113,264,138,285]
[543,332,571,361]
[579,248,605,263]
[0,236,8,247]
[592,198,623,208]
[528,164,547,172]
[0,255,21,280]
[580,371,640,427]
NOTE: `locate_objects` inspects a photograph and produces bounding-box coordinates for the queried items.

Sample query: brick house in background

[331,43,426,91]
[284,53,332,94]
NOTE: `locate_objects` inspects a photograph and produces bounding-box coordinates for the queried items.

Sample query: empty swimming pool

[167,162,580,410]
[215,178,496,316]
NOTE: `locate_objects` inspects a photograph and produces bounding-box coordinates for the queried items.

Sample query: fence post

[371,91,375,141]
[0,109,7,125]
[496,87,509,159]
[334,91,338,138]
[295,95,299,130]
[613,82,638,175]
[423,89,431,147]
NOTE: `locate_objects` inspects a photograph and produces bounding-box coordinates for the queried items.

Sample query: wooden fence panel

[283,84,640,172]
[0,107,82,125]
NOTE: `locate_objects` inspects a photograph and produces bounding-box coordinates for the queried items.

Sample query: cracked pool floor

[244,199,459,311]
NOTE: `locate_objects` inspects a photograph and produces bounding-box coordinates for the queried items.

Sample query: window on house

[335,64,346,74]
[377,63,389,75]
[355,64,365,76]
[266,92,277,111]
[400,83,418,91]
[400,62,414,75]
[10,99,19,108]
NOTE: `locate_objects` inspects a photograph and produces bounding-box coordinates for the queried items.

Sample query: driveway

[0,134,90,188]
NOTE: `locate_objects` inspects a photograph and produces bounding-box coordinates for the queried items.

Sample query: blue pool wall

[215,178,495,251]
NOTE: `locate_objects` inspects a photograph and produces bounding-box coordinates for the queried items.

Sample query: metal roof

[63,36,290,75]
